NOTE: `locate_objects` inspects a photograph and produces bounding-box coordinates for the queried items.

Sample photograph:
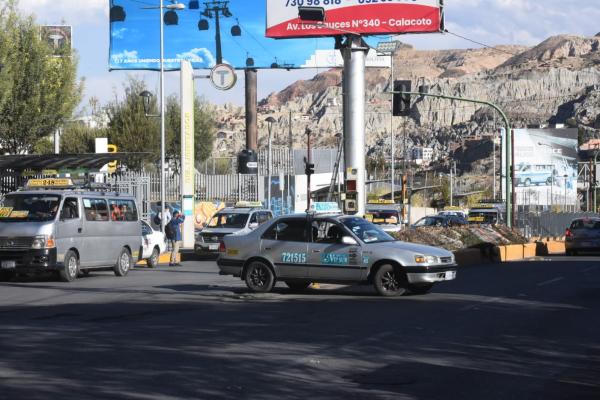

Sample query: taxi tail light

[219,241,226,253]
[565,228,572,238]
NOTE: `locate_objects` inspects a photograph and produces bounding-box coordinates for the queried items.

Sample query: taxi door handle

[312,249,321,253]
[264,247,272,251]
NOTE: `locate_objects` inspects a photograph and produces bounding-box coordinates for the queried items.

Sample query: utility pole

[198,1,240,65]
[450,162,454,207]
[305,128,314,212]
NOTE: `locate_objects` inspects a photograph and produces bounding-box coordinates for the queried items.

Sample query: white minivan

[0,179,142,282]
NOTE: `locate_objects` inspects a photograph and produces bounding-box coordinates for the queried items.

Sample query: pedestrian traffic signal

[305,162,315,176]
[393,80,412,116]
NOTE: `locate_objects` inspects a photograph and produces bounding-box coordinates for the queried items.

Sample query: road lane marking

[460,296,503,311]
[537,277,564,287]
[583,266,598,273]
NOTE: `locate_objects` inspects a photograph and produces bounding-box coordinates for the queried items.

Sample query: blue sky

[18,0,600,112]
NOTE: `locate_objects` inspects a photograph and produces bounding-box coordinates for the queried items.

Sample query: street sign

[266,0,443,39]
[210,64,237,91]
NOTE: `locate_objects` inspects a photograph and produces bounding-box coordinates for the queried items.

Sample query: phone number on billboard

[285,0,414,5]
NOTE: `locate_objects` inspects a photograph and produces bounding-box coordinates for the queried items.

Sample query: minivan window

[61,197,79,219]
[84,198,109,221]
[109,199,138,221]
[0,194,61,222]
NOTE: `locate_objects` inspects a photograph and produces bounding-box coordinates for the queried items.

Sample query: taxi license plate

[1,260,16,269]
[209,244,219,251]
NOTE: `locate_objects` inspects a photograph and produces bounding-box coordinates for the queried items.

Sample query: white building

[412,147,434,165]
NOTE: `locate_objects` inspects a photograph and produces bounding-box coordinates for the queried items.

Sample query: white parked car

[141,220,167,267]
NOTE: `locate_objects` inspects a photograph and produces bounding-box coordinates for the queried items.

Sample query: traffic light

[305,162,315,176]
[393,80,412,116]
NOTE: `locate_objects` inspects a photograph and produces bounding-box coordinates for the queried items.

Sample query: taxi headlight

[415,255,438,264]
[31,235,55,249]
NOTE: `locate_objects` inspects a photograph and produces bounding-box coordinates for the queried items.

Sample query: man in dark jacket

[167,211,185,266]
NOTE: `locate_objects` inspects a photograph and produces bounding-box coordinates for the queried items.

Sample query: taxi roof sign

[26,178,74,188]
[309,202,342,214]
[367,199,395,205]
[234,201,264,208]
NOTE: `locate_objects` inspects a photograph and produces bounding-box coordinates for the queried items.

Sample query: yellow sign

[468,216,485,222]
[9,211,29,218]
[0,207,13,218]
[27,178,73,187]
[368,199,395,205]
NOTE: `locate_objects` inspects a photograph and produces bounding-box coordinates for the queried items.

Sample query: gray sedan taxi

[217,212,457,296]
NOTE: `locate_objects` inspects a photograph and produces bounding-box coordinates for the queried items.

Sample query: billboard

[109,0,440,70]
[502,128,579,210]
[266,0,443,39]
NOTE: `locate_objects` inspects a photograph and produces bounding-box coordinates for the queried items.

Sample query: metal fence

[515,211,600,238]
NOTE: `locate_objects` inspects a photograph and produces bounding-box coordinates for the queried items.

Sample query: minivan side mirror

[341,236,358,246]
[249,222,259,230]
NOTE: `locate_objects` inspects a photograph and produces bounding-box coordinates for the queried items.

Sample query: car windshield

[208,212,249,229]
[341,217,395,243]
[0,194,61,222]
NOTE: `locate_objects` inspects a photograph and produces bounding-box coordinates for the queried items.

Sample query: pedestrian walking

[166,210,185,266]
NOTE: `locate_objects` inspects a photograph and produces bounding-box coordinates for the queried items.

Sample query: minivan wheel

[245,261,275,293]
[114,248,132,277]
[147,247,160,268]
[374,264,407,297]
[59,250,79,282]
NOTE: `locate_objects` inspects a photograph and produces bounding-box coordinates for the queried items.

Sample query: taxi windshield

[0,194,61,222]
[341,217,395,243]
[208,212,249,229]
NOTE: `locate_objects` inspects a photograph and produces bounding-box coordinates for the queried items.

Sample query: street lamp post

[138,1,185,233]
[376,41,399,202]
[265,117,276,211]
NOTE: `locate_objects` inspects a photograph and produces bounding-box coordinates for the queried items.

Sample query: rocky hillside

[210,34,600,162]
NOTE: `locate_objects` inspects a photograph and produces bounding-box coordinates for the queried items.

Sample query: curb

[136,252,180,266]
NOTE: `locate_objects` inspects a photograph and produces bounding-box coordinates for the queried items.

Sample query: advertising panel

[266,0,443,39]
[502,128,578,210]
[109,0,441,70]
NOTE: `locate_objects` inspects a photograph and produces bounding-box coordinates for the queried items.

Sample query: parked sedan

[217,212,456,296]
[565,217,600,255]
[413,215,467,228]
[141,220,167,267]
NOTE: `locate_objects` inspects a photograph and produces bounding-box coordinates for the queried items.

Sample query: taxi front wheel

[374,264,407,297]
[245,261,275,293]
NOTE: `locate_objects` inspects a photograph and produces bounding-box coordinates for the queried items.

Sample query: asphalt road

[0,256,599,400]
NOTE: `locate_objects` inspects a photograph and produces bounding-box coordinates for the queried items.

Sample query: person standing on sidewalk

[167,210,185,266]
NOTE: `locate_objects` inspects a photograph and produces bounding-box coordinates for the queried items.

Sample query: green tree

[164,94,215,163]
[105,77,159,163]
[0,0,82,154]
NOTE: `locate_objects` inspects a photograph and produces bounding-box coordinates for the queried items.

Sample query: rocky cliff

[210,34,600,162]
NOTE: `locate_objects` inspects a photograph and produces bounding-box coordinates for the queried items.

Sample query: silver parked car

[217,212,457,296]
[195,202,273,256]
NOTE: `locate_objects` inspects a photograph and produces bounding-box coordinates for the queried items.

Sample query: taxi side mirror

[341,236,358,246]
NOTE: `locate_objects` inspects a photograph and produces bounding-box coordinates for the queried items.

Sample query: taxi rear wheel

[114,248,132,277]
[285,281,311,291]
[374,264,407,297]
[245,261,275,293]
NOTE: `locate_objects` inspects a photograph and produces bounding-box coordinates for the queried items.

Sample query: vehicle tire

[114,248,132,277]
[245,261,275,293]
[285,281,311,291]
[408,283,434,295]
[59,250,79,282]
[374,264,407,297]
[524,178,531,187]
[147,246,160,268]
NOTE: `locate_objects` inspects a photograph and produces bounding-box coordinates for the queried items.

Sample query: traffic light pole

[394,90,514,228]
[306,128,312,212]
